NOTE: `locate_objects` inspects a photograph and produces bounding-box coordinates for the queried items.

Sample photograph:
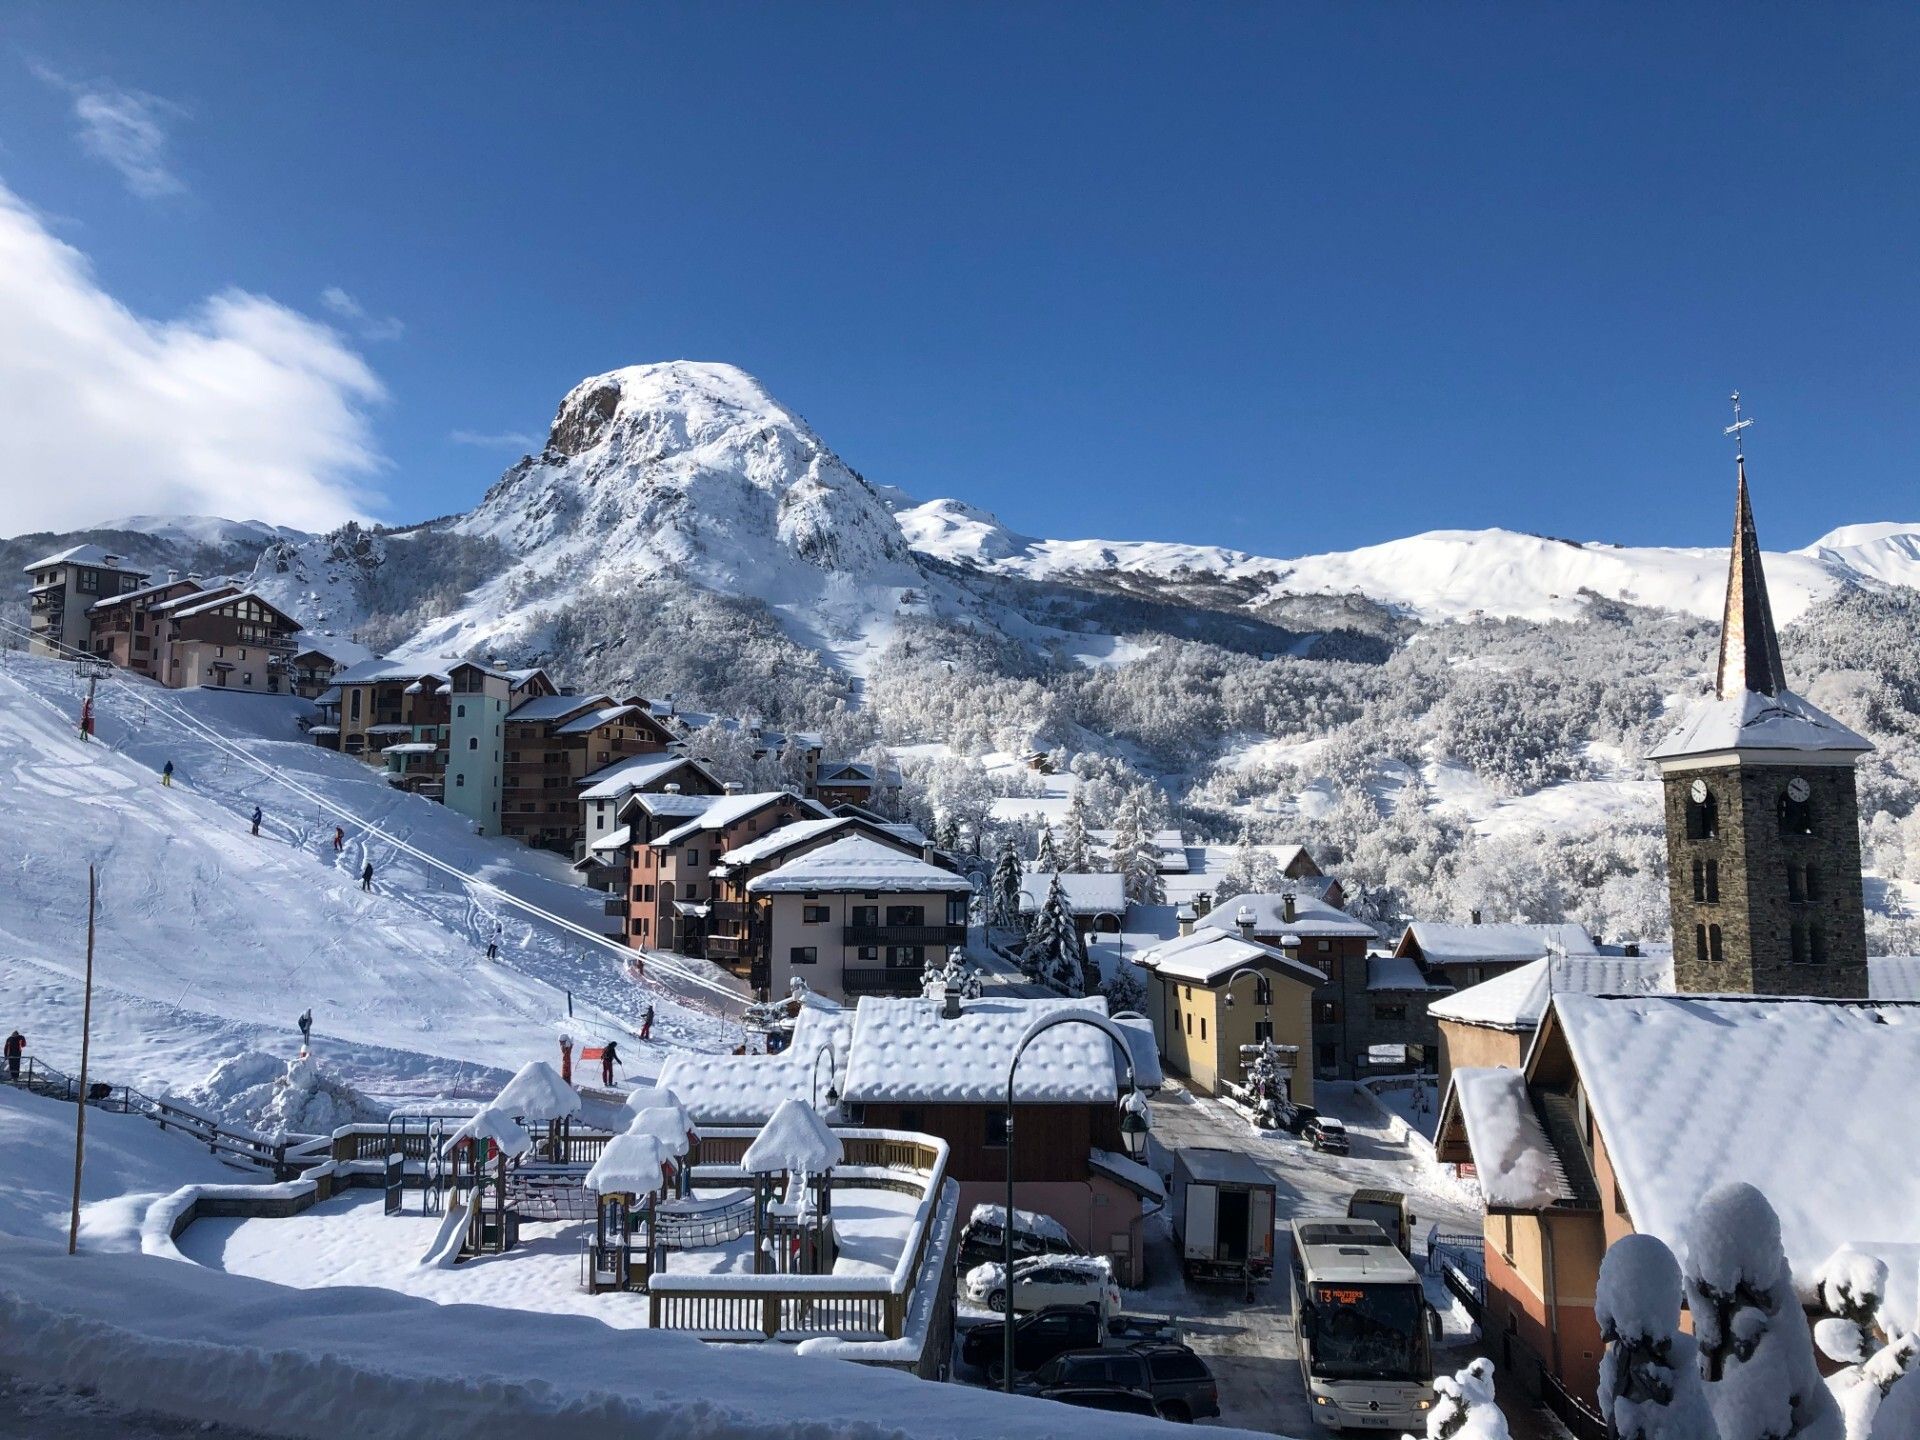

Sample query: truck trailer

[1169,1147,1276,1290]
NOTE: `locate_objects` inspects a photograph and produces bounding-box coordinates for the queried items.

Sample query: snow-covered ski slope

[0,651,741,1107]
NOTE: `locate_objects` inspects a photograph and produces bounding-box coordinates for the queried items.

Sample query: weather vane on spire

[1725,390,1753,462]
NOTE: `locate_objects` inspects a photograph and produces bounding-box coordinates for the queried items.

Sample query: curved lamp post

[1001,1010,1152,1393]
[1220,965,1275,1090]
[810,1044,840,1113]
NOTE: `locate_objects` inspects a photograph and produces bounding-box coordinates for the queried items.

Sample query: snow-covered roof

[1550,994,1920,1325]
[307,725,339,736]
[746,836,970,895]
[1647,686,1873,761]
[1403,920,1597,965]
[624,1104,695,1159]
[1089,1148,1166,1201]
[625,791,719,821]
[1447,1067,1575,1209]
[652,791,823,848]
[585,1131,669,1196]
[332,658,448,685]
[447,1105,532,1159]
[24,543,147,573]
[742,1097,844,1174]
[314,686,342,705]
[1087,827,1190,873]
[365,723,414,734]
[507,693,609,724]
[88,578,197,611]
[578,753,709,801]
[658,1008,855,1125]
[713,817,856,872]
[1135,928,1326,988]
[1017,872,1127,917]
[842,996,1156,1105]
[1196,890,1377,940]
[586,826,631,853]
[1428,954,1673,1030]
[1872,955,1920,1002]
[380,742,438,756]
[1366,954,1452,993]
[815,759,900,788]
[489,1061,581,1123]
[555,704,643,736]
[290,631,374,667]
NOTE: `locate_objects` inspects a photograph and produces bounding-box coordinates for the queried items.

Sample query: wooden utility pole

[68,864,97,1255]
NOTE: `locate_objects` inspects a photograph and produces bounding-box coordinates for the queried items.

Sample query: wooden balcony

[840,925,966,947]
[842,968,928,995]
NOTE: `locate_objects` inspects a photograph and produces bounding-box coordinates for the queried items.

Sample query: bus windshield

[1305,1282,1428,1382]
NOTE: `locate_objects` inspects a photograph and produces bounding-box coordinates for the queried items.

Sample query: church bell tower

[1647,401,1872,997]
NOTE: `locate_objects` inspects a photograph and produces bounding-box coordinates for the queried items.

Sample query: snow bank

[176,1050,385,1139]
[0,1243,1230,1440]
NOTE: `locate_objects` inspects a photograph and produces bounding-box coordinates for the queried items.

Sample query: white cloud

[0,180,386,534]
[32,64,184,198]
[320,285,405,343]
[449,429,538,450]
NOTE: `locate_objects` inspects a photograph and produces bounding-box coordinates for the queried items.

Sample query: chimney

[1176,904,1196,938]
[103,554,121,569]
[1470,908,1482,926]
[1236,905,1256,941]
[1624,941,1641,958]
[1194,891,1213,919]
[1282,891,1297,924]
[167,569,180,583]
[723,781,742,795]
[942,983,964,1020]
[664,782,682,794]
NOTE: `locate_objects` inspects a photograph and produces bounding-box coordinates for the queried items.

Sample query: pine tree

[1102,958,1147,1016]
[1033,822,1058,873]
[990,838,1024,929]
[935,812,961,853]
[1214,821,1262,904]
[1683,1183,1843,1440]
[1595,1234,1721,1440]
[1021,874,1086,996]
[1059,795,1092,874]
[1811,1246,1920,1440]
[1113,799,1166,905]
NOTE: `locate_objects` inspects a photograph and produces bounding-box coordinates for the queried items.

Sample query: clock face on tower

[1689,779,1709,804]
[1788,776,1811,803]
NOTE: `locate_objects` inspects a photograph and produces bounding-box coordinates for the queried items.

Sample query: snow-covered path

[0,652,740,1107]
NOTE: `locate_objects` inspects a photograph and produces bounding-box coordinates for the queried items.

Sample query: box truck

[1170,1147,1276,1289]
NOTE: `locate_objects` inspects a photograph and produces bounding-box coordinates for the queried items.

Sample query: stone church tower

[1648,457,1872,997]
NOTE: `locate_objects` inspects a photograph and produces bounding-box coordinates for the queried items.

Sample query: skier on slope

[360,861,374,892]
[600,1039,620,1087]
[332,826,345,853]
[297,1010,312,1048]
[486,923,501,960]
[4,1029,23,1083]
[160,759,174,787]
[640,1005,654,1042]
[251,805,263,837]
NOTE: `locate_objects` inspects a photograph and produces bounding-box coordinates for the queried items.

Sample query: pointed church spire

[1715,394,1787,701]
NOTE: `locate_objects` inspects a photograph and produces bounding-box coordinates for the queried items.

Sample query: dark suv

[1022,1344,1221,1422]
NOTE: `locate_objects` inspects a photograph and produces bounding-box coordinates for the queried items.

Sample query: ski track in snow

[0,652,740,1108]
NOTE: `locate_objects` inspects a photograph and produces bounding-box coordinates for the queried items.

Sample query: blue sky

[3,3,1917,551]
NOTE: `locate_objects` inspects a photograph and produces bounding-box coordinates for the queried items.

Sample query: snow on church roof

[746,836,971,895]
[1646,686,1873,761]
[1873,956,1920,1002]
[743,1097,844,1174]
[1448,1067,1575,1209]
[1428,954,1673,1030]
[1553,992,1920,1326]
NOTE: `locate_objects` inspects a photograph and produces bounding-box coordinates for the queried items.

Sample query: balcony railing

[710,901,752,924]
[842,968,928,994]
[840,925,966,947]
[705,935,755,960]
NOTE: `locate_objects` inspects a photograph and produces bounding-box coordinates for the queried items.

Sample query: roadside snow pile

[178,1051,385,1139]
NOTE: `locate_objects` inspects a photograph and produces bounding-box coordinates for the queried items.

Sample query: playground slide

[417,1199,472,1270]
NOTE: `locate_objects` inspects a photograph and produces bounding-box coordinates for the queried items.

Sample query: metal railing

[841,967,927,994]
[841,925,966,947]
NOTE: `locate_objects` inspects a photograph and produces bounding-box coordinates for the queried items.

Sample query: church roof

[1650,459,1871,762]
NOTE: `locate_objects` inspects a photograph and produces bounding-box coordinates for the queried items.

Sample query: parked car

[1306,1116,1350,1154]
[963,1254,1121,1316]
[958,1306,1180,1378]
[1022,1343,1222,1422]
[1278,1101,1319,1135]
[1046,1387,1160,1416]
[955,1204,1084,1272]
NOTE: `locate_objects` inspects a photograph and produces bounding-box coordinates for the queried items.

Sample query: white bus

[1288,1218,1438,1431]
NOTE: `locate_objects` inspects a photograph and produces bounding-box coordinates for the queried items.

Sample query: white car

[963,1254,1122,1316]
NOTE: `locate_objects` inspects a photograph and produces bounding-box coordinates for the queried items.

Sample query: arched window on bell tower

[1686,783,1718,840]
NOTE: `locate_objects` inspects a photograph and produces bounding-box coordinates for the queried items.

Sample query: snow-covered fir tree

[1683,1182,1843,1440]
[1033,822,1058,873]
[1404,1358,1510,1439]
[989,838,1024,928]
[1101,957,1147,1017]
[1240,1038,1294,1129]
[1020,874,1086,995]
[1058,794,1093,873]
[1595,1233,1721,1440]
[935,812,961,853]
[1112,798,1166,905]
[1811,1246,1920,1440]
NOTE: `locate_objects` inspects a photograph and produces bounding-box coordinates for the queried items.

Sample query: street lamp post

[1001,1011,1152,1394]
[810,1045,839,1113]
